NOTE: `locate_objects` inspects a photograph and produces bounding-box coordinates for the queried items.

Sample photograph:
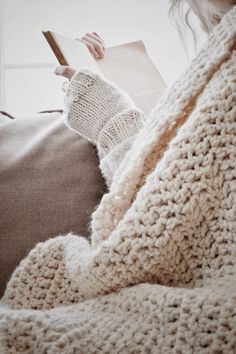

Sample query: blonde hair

[170,0,235,34]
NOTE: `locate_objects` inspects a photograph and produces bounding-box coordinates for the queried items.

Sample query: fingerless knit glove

[64,69,146,185]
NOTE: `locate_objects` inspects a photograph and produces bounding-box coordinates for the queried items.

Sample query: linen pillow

[0,112,106,296]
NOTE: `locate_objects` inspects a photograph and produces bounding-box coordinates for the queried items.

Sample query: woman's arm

[55,32,146,186]
[61,69,146,187]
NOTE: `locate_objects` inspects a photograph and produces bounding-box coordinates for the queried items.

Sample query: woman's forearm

[64,69,146,187]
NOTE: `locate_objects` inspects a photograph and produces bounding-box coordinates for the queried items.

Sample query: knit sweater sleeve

[64,69,146,186]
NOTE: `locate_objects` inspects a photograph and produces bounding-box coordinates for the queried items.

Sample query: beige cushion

[0,112,106,296]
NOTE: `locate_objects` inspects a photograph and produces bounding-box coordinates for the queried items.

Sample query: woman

[0,1,235,353]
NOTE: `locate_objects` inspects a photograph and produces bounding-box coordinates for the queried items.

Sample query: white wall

[1,0,206,117]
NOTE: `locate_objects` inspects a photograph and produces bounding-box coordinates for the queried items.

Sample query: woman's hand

[78,32,105,59]
[55,32,105,81]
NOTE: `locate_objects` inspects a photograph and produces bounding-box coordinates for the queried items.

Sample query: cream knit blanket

[0,7,235,354]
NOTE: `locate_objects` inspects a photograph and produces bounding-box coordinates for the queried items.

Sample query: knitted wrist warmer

[64,69,137,144]
[97,108,145,158]
[64,69,146,184]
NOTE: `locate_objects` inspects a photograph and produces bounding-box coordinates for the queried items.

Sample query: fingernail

[55,67,61,75]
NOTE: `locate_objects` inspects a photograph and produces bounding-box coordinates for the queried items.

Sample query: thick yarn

[0,7,236,353]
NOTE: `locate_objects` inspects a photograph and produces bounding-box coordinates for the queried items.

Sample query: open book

[43,31,167,114]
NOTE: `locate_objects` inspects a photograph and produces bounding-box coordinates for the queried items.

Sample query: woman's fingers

[88,32,105,50]
[79,32,105,59]
[81,35,104,58]
[55,66,76,80]
[80,38,100,59]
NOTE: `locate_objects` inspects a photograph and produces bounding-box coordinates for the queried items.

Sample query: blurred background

[0,0,206,117]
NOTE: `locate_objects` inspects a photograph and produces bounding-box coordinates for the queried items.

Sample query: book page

[97,41,166,114]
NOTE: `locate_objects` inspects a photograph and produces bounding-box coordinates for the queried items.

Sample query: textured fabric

[0,113,106,297]
[64,73,146,185]
[0,7,236,353]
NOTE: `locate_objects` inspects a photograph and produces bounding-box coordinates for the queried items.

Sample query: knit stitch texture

[0,7,236,353]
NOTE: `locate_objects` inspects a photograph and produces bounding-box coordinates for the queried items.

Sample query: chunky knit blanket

[0,7,236,354]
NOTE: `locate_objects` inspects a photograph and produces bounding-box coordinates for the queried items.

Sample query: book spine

[42,31,69,66]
